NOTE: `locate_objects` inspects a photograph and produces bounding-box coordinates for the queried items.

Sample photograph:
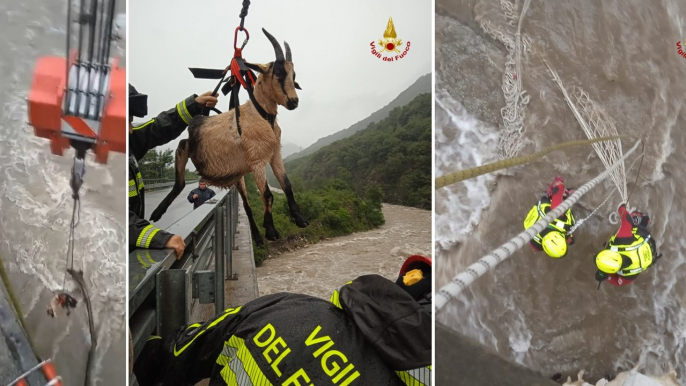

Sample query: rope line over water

[435,135,629,189]
[436,139,642,311]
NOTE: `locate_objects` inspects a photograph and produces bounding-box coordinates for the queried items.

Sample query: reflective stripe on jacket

[526,196,575,245]
[608,228,655,277]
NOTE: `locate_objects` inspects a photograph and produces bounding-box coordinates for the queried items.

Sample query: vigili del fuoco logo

[678,38,686,59]
[370,17,411,62]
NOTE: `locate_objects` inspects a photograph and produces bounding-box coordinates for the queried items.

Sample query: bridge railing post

[129,188,233,371]
[234,189,239,235]
[156,268,191,338]
[213,203,225,315]
[232,190,239,249]
[225,191,231,279]
[225,189,237,280]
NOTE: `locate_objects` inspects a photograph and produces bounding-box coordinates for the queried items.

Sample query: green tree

[139,148,174,179]
[282,93,431,209]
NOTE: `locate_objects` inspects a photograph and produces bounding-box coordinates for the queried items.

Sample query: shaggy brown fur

[150,29,308,245]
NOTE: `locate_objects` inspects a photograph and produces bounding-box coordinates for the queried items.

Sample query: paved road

[436,323,558,386]
[144,184,196,230]
[0,338,18,385]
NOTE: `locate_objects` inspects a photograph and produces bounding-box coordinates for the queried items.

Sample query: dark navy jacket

[188,187,216,209]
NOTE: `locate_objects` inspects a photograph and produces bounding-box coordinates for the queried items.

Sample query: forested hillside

[277,93,431,209]
[284,73,431,161]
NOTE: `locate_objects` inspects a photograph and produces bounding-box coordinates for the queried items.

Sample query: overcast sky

[129,0,432,156]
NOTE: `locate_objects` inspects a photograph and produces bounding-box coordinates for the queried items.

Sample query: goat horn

[262,28,284,61]
[285,41,292,62]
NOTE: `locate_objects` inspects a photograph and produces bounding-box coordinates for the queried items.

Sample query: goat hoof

[150,210,163,222]
[253,236,264,247]
[265,229,280,241]
[293,214,309,228]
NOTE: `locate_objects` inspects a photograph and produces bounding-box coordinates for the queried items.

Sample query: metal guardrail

[144,179,199,190]
[128,188,239,375]
[0,272,50,386]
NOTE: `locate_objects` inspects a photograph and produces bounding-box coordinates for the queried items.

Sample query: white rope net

[545,62,628,204]
[479,0,533,159]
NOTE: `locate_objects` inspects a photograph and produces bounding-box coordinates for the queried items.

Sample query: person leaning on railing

[133,255,432,386]
[188,179,216,209]
[128,84,218,258]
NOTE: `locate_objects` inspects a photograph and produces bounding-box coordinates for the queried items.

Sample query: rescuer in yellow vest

[595,204,660,286]
[523,176,576,258]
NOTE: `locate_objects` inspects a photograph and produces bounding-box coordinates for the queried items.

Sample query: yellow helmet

[596,249,622,273]
[542,231,567,258]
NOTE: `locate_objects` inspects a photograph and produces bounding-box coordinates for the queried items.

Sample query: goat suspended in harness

[187,0,276,135]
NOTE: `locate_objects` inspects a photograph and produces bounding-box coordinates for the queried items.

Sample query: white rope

[545,62,628,203]
[436,139,642,311]
[480,0,532,159]
[568,153,642,234]
[568,186,616,234]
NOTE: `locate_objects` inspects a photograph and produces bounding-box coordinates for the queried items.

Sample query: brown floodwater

[436,0,686,383]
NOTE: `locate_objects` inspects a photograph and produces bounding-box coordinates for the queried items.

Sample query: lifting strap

[186,0,276,135]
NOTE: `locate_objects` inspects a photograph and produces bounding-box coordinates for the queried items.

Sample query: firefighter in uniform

[129,84,218,257]
[133,255,432,386]
[523,176,576,258]
[595,204,659,286]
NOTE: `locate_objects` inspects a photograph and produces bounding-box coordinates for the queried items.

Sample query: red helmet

[397,255,432,312]
[546,176,565,197]
[399,255,432,276]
